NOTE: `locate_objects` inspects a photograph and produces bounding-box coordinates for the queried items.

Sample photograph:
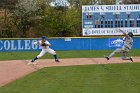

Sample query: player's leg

[105,48,122,60]
[47,48,59,62]
[121,51,130,60]
[31,50,47,63]
[121,51,134,62]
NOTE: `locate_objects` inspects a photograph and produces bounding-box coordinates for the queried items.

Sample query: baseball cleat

[130,56,134,62]
[31,60,34,62]
[55,59,60,62]
[28,61,37,65]
[105,56,110,60]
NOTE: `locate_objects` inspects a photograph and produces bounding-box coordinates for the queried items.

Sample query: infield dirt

[0,57,140,87]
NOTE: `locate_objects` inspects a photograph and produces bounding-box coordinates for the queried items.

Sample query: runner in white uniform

[105,29,134,62]
[29,36,59,64]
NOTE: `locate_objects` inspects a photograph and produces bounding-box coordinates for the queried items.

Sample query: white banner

[82,4,140,13]
[83,28,140,36]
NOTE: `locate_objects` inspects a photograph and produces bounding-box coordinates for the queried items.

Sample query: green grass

[0,63,140,93]
[0,50,139,60]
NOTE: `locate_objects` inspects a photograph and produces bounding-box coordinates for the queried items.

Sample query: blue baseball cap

[41,36,47,39]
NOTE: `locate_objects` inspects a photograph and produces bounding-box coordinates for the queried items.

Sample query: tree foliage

[0,0,18,10]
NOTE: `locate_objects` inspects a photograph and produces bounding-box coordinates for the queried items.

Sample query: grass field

[0,63,140,93]
[0,49,140,60]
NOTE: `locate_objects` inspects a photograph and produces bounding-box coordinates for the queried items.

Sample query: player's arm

[33,41,40,45]
[46,42,51,46]
[46,43,51,46]
[119,29,128,36]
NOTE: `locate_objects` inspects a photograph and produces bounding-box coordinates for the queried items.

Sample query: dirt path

[0,57,140,87]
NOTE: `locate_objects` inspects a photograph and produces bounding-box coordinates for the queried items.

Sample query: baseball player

[105,29,134,62]
[29,36,59,64]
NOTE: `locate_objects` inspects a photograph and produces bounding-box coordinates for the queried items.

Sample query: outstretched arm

[46,44,51,46]
[119,29,128,36]
[33,41,40,45]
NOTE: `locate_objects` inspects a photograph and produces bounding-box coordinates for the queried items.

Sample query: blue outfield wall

[0,37,140,52]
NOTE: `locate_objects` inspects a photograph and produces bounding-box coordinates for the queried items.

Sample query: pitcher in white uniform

[105,29,134,62]
[29,36,59,64]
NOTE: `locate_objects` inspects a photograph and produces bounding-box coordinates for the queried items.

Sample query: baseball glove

[41,42,47,46]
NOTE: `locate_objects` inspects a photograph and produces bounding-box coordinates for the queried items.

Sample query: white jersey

[123,36,133,49]
[34,40,50,49]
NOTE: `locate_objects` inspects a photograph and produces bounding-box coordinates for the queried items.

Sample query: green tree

[9,0,46,37]
[0,0,18,38]
[42,2,82,37]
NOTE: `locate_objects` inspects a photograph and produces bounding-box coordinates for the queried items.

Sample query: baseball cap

[41,36,47,39]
